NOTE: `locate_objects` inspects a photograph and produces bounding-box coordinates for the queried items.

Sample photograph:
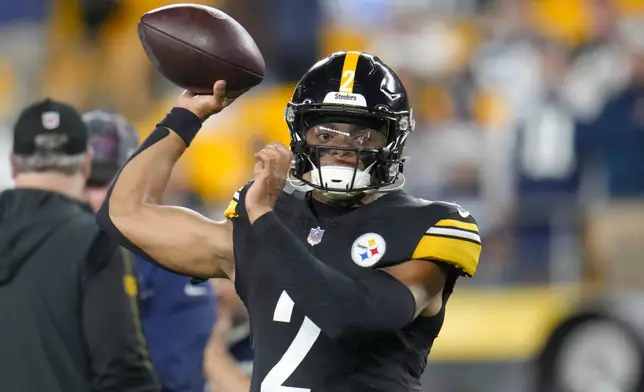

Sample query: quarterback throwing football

[97,52,482,392]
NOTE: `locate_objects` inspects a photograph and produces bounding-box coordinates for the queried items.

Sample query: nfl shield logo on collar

[307,227,325,246]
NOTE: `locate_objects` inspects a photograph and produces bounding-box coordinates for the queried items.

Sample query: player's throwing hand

[245,142,293,223]
[175,80,234,121]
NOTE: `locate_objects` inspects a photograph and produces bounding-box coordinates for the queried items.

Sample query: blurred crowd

[1,0,644,289]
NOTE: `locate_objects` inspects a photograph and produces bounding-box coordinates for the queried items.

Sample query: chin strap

[286,171,313,193]
[365,173,406,194]
[287,170,407,201]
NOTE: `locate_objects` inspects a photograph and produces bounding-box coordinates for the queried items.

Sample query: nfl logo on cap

[42,111,60,130]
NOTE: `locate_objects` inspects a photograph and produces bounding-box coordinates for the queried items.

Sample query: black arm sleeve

[253,211,416,341]
[83,234,160,392]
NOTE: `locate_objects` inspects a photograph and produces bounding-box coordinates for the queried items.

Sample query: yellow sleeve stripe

[224,200,239,219]
[435,219,478,233]
[339,51,361,93]
[412,235,481,277]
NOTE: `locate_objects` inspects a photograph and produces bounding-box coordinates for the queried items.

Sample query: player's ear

[82,146,94,180]
[9,154,17,178]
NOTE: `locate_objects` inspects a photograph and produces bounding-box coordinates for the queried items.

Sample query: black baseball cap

[83,110,139,187]
[12,98,88,155]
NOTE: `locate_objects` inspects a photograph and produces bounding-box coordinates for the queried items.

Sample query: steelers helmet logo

[351,233,387,267]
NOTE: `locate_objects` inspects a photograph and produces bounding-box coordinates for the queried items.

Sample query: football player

[96,52,483,392]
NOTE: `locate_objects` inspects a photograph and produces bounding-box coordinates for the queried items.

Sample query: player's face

[305,122,387,169]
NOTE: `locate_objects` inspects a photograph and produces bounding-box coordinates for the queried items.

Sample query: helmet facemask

[286,103,413,199]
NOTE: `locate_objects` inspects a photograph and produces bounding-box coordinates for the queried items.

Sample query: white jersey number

[261,291,321,392]
[340,70,355,92]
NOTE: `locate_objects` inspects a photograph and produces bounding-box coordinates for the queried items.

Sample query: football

[137,3,266,97]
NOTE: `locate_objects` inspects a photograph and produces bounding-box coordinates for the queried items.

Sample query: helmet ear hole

[375,104,391,112]
[291,144,318,179]
[291,140,307,154]
[293,153,311,178]
[372,161,391,185]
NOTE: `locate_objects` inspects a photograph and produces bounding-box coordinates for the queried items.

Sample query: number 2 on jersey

[261,291,321,392]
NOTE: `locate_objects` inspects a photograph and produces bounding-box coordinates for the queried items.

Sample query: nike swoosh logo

[184,284,208,297]
[458,208,470,218]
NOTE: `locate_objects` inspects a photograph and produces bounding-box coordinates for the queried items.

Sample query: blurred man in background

[83,109,217,392]
[581,25,644,289]
[83,109,139,211]
[0,99,159,392]
[204,279,253,392]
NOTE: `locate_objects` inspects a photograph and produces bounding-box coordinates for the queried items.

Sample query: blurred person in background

[472,0,543,129]
[562,0,632,121]
[83,109,140,211]
[82,109,218,392]
[510,39,584,283]
[580,22,644,289]
[0,98,159,392]
[204,280,253,392]
[579,22,644,199]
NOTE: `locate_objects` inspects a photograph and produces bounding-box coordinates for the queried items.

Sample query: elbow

[96,179,142,224]
[95,196,113,232]
[95,192,138,236]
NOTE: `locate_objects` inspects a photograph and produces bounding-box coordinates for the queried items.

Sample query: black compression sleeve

[252,211,416,341]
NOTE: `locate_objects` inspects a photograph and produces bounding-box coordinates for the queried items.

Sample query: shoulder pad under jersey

[405,200,482,277]
[223,180,300,221]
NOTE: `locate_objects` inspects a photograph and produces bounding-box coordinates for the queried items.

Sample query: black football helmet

[285,51,415,198]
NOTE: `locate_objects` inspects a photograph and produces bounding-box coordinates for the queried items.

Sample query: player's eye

[317,132,331,142]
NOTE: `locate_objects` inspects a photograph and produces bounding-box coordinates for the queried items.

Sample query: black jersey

[224,183,482,392]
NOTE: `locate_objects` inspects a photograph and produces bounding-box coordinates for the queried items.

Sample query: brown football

[137,4,266,97]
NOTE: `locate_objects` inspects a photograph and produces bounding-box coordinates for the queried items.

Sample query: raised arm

[96,81,235,279]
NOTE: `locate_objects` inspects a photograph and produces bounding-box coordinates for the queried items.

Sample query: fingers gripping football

[176,80,235,121]
[245,143,293,222]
